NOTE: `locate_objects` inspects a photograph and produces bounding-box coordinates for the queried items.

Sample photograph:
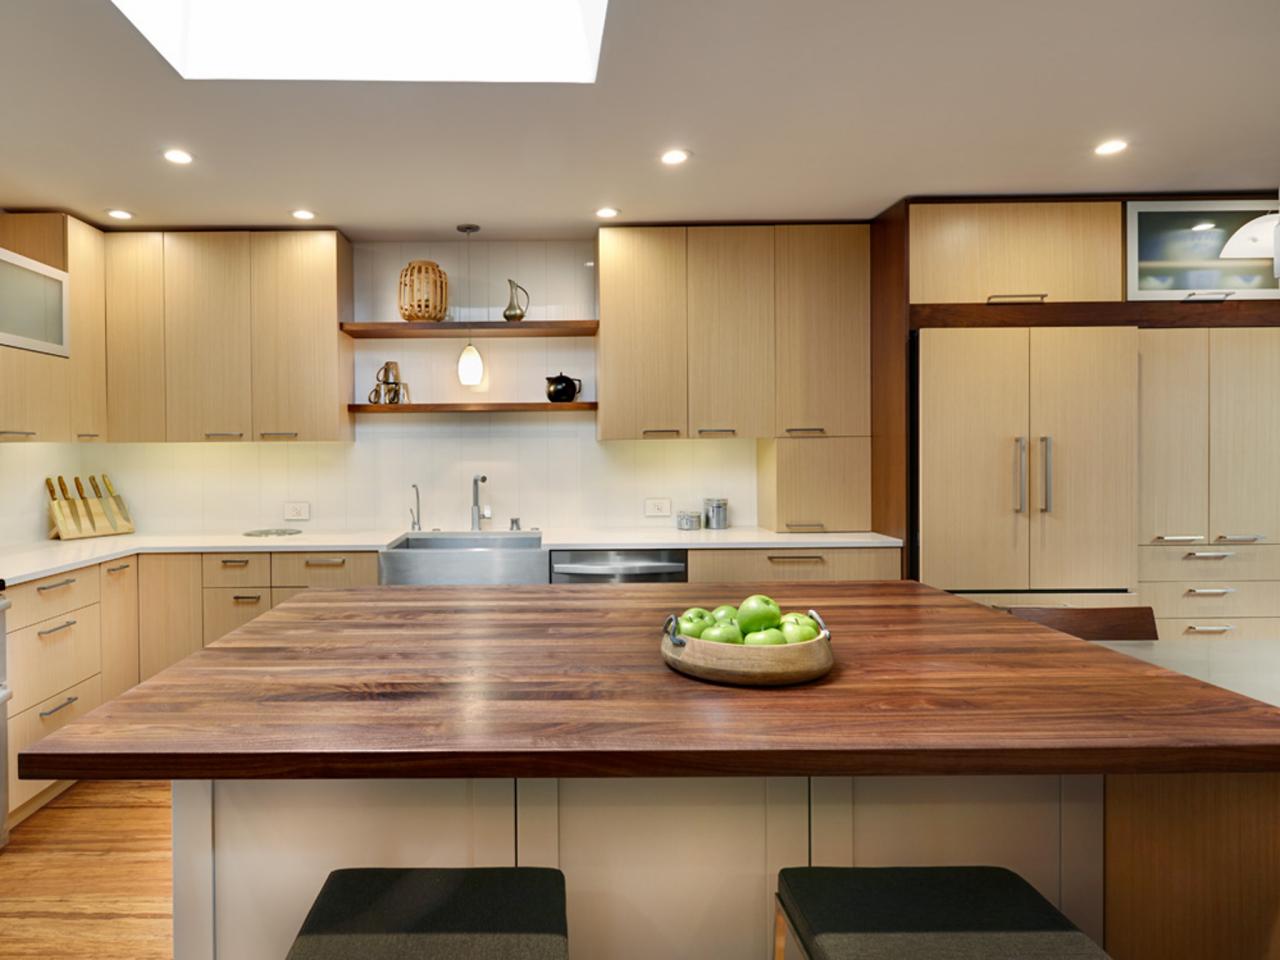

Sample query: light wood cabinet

[3,567,100,632]
[8,675,100,813]
[271,587,307,607]
[66,217,107,441]
[270,552,378,588]
[0,347,70,442]
[251,231,353,442]
[1139,581,1280,619]
[1139,329,1209,544]
[774,225,869,437]
[6,605,100,718]
[1140,545,1280,582]
[163,232,253,442]
[99,557,139,701]
[138,553,203,680]
[686,227,774,438]
[105,232,166,442]
[919,326,1137,591]
[908,202,1123,304]
[597,227,688,440]
[688,547,899,583]
[201,553,271,588]
[203,588,270,645]
[756,437,871,533]
[1209,328,1280,544]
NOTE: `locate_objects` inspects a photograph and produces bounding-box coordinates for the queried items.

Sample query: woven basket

[398,260,449,322]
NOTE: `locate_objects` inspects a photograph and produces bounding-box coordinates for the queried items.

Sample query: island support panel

[173,776,1101,960]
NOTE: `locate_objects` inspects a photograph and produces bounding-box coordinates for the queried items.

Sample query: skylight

[109,0,609,83]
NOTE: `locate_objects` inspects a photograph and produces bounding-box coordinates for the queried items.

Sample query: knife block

[48,496,134,540]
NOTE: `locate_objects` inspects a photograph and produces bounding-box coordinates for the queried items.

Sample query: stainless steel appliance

[0,596,10,848]
[380,532,550,585]
[551,549,688,583]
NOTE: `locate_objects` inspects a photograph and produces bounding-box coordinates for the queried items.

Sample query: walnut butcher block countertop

[20,581,1280,780]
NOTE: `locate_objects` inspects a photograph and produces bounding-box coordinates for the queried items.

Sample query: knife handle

[102,474,117,497]
[45,477,58,501]
[89,476,103,498]
[57,476,72,500]
[74,477,87,500]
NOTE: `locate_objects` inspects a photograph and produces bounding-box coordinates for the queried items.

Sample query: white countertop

[0,527,902,587]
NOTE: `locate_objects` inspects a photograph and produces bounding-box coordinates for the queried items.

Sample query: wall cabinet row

[597,224,869,440]
[106,230,353,443]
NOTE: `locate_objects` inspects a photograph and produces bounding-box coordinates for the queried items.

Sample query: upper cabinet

[105,233,167,442]
[774,224,869,437]
[163,232,254,442]
[687,226,774,439]
[1210,328,1280,543]
[66,217,106,441]
[250,231,353,442]
[597,227,689,440]
[908,202,1124,304]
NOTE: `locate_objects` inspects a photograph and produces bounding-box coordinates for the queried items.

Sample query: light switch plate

[644,497,672,518]
[283,501,311,521]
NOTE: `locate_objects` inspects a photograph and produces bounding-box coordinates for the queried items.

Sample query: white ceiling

[1,0,1277,240]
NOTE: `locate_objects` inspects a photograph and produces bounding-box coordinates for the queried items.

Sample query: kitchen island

[21,581,1280,960]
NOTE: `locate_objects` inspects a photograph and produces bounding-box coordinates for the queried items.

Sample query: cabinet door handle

[1217,534,1264,543]
[987,293,1048,304]
[1186,587,1235,596]
[1187,624,1235,634]
[0,430,37,437]
[1156,535,1203,543]
[784,522,826,531]
[39,696,79,719]
[37,619,77,637]
[1015,437,1028,514]
[767,555,824,562]
[1183,291,1233,302]
[106,563,132,573]
[641,429,681,437]
[221,558,250,567]
[232,594,262,603]
[1185,552,1234,560]
[1039,436,1053,512]
[76,433,100,439]
[784,427,826,435]
[36,577,76,592]
[204,432,244,439]
[260,432,299,439]
[305,558,346,567]
[696,428,737,436]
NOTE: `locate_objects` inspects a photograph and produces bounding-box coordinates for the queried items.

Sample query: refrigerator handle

[1015,437,1028,514]
[1040,436,1054,513]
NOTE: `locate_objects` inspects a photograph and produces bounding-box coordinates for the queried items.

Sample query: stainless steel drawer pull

[204,432,245,439]
[0,430,37,436]
[1186,587,1235,596]
[1185,552,1234,560]
[36,577,76,592]
[785,522,827,530]
[987,293,1048,304]
[1183,291,1233,302]
[641,429,681,437]
[696,428,737,436]
[785,427,826,435]
[106,563,132,573]
[1217,535,1264,543]
[76,433,100,439]
[260,432,299,438]
[305,558,346,567]
[40,696,79,719]
[37,619,77,637]
[221,558,250,567]
[767,555,824,562]
[232,594,262,603]
[1155,535,1202,542]
[1187,624,1235,634]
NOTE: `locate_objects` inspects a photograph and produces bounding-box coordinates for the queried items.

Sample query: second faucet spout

[471,474,488,531]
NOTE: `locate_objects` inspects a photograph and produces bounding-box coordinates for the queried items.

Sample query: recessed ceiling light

[660,148,690,166]
[107,209,133,220]
[163,148,193,165]
[291,209,316,221]
[1191,222,1216,232]
[1094,139,1128,156]
[595,207,619,219]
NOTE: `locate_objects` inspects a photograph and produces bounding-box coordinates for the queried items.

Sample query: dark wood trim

[870,201,910,576]
[342,320,599,340]
[911,300,1280,329]
[349,402,597,414]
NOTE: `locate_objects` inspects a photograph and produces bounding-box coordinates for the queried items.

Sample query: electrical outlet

[283,501,311,521]
[644,497,672,518]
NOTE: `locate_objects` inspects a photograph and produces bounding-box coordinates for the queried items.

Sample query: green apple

[677,607,715,638]
[711,604,739,623]
[744,627,787,646]
[781,621,819,644]
[781,612,819,632]
[701,620,744,644]
[737,594,781,633]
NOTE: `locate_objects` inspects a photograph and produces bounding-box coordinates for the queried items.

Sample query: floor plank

[0,781,171,959]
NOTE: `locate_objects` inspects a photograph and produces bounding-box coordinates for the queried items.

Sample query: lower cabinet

[100,556,139,701]
[756,437,871,533]
[139,554,203,680]
[270,552,378,589]
[204,588,270,645]
[8,675,102,813]
[688,548,900,583]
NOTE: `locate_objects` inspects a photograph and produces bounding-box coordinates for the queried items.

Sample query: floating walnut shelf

[349,402,598,414]
[341,320,599,339]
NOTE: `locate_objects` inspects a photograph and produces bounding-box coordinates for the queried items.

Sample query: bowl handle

[809,609,832,643]
[664,613,687,647]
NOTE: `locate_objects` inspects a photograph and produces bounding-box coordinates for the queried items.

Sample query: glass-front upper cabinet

[0,244,69,355]
[1128,199,1280,301]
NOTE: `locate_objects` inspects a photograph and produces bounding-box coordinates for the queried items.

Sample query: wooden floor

[0,781,171,959]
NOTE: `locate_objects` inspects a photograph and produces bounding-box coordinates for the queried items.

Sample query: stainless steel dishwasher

[0,596,10,848]
[550,549,688,583]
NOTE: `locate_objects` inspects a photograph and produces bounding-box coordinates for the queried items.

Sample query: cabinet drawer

[3,566,100,632]
[1156,618,1280,642]
[270,552,377,588]
[6,604,101,718]
[203,587,270,645]
[8,674,101,813]
[1139,581,1280,619]
[688,548,900,583]
[1140,545,1280,582]
[201,552,271,587]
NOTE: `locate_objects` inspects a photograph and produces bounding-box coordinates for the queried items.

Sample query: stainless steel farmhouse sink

[379,531,550,585]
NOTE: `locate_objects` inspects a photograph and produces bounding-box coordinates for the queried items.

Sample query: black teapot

[545,372,583,403]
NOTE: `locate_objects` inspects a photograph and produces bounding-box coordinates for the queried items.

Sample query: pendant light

[455,224,484,386]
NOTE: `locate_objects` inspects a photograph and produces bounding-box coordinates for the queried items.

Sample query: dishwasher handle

[552,561,686,576]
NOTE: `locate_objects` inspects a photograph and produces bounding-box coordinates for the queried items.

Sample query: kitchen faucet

[471,474,487,531]
[409,483,422,532]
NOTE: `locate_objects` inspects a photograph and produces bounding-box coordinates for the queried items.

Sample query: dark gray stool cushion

[287,867,568,960]
[778,866,1110,959]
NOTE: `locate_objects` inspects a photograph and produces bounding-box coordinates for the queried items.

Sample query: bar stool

[287,867,569,960]
[774,866,1110,959]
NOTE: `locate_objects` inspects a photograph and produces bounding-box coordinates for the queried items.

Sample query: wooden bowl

[660,610,834,687]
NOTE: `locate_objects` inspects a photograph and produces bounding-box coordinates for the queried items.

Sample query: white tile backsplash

[0,239,758,547]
